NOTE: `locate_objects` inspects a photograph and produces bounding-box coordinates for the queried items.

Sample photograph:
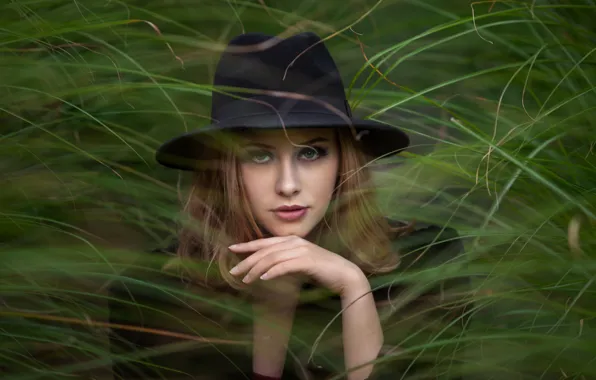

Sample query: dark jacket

[108,221,470,379]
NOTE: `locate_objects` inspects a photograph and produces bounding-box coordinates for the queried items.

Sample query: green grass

[1,0,596,378]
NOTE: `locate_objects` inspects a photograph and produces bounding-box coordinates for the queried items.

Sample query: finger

[230,238,304,275]
[260,258,312,282]
[241,248,305,284]
[228,236,297,253]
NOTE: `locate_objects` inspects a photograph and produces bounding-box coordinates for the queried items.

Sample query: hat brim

[155,112,410,171]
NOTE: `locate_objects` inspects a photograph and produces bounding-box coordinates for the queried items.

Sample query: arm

[228,236,386,379]
[227,232,469,379]
[340,270,384,380]
[252,278,301,378]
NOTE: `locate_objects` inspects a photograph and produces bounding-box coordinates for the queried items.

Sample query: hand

[228,236,368,295]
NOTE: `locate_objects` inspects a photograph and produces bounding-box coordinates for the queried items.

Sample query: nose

[275,155,301,197]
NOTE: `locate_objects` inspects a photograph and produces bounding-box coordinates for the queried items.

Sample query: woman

[108,32,470,380]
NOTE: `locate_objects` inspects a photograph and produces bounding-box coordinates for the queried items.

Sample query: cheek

[240,166,274,214]
[239,167,260,202]
[313,158,339,202]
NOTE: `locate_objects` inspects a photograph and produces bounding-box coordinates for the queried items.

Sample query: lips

[272,205,308,222]
[274,205,306,212]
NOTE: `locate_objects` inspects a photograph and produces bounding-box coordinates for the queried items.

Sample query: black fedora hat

[156,31,409,171]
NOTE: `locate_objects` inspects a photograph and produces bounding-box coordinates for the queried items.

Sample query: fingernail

[242,276,250,283]
[260,273,268,280]
[229,266,239,275]
[228,244,237,249]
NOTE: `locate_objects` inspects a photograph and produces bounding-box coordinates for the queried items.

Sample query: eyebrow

[244,137,329,149]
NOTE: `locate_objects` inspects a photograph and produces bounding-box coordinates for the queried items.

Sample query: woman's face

[238,128,339,238]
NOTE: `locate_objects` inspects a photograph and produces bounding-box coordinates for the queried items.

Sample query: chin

[265,223,312,238]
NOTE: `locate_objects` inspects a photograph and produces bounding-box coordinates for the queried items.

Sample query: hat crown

[211,32,349,121]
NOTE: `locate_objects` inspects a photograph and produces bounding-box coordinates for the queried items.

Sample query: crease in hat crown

[210,32,349,122]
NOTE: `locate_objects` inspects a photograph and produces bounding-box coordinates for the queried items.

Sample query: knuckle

[297,245,309,254]
[250,263,267,277]
[253,250,270,262]
[250,260,264,273]
[266,266,278,277]
[242,258,256,269]
[262,254,278,267]
[276,261,289,273]
[234,261,247,272]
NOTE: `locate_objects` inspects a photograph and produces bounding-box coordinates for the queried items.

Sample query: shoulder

[365,218,469,298]
[369,218,471,323]
[385,217,465,268]
[386,217,462,244]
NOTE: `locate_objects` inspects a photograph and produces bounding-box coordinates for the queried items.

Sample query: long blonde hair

[175,129,402,290]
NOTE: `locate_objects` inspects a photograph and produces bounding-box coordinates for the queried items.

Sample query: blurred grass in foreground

[1,0,596,379]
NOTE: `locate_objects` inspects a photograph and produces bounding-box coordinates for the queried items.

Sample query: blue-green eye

[243,149,272,164]
[299,146,327,161]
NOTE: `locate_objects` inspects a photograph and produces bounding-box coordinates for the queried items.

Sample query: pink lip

[273,206,308,222]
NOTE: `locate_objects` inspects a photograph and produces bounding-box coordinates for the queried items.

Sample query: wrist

[339,267,371,299]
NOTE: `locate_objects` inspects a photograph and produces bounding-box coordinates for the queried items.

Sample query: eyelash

[299,146,328,161]
[243,146,328,164]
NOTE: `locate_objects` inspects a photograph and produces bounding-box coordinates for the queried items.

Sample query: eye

[299,146,327,161]
[243,149,273,164]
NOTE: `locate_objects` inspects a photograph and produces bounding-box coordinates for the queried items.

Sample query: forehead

[240,128,336,145]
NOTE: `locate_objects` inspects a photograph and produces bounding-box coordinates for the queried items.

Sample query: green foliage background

[2,0,596,378]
